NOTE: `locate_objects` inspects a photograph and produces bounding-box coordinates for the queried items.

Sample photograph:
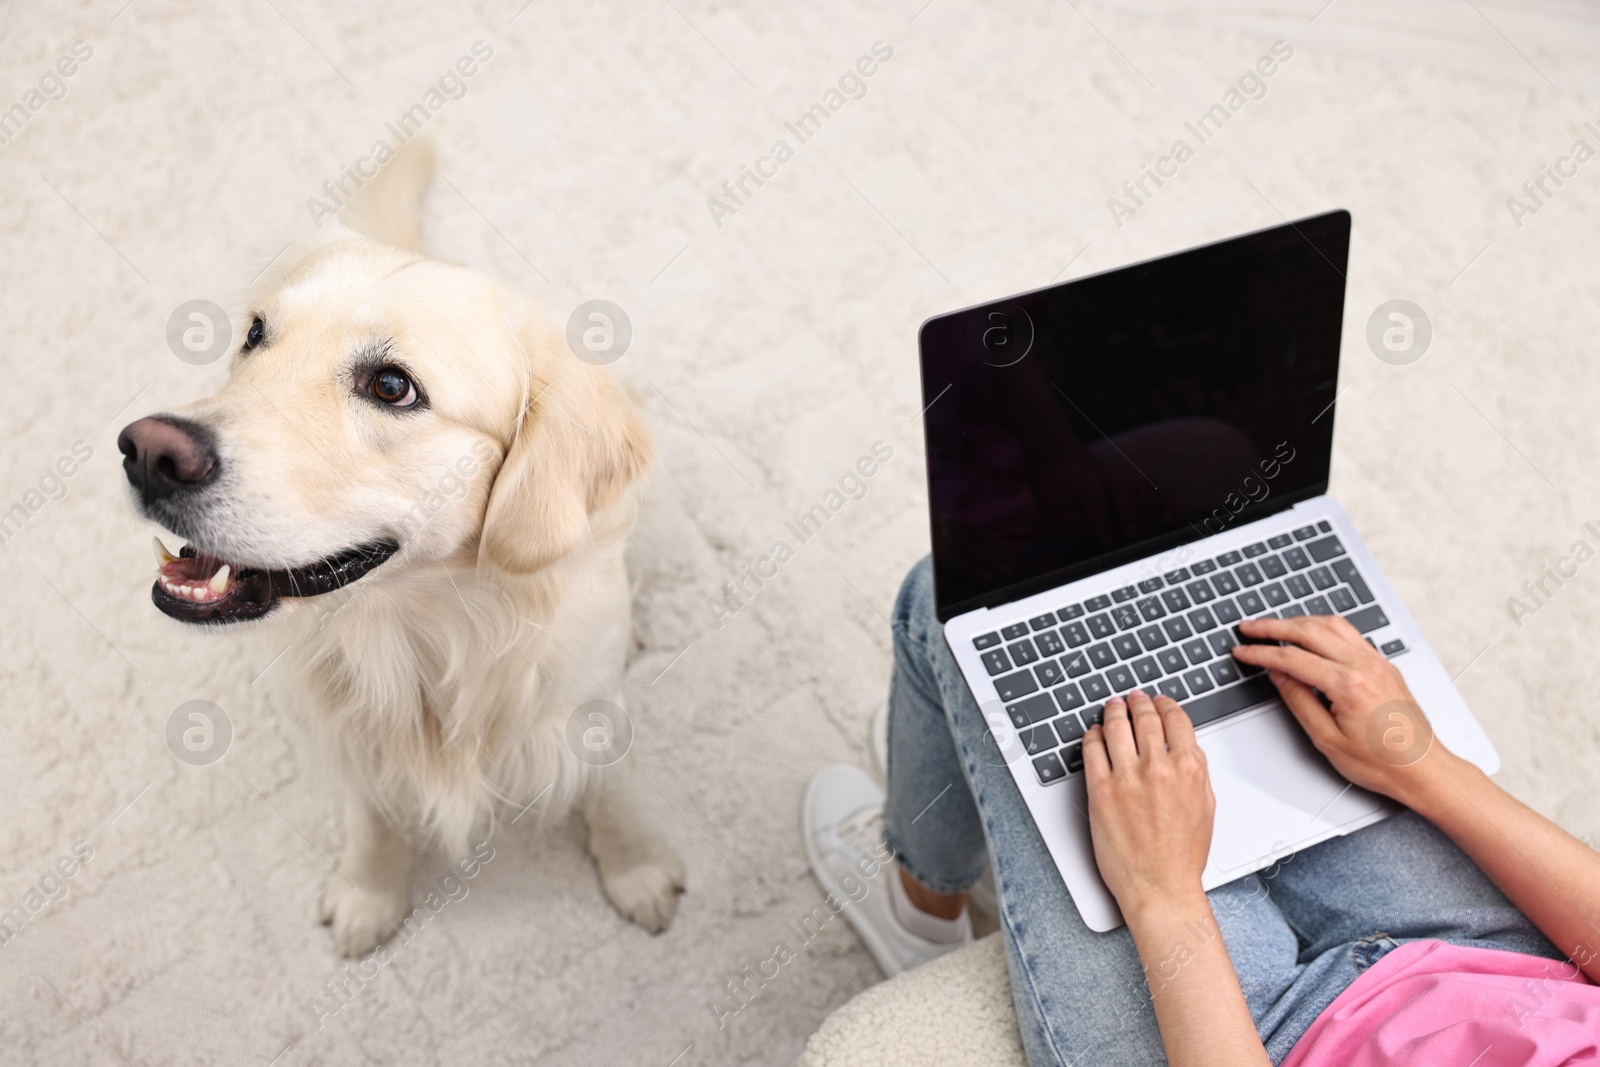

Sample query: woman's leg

[883,557,1304,1066]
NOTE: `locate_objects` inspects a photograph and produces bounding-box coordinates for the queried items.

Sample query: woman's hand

[1230,615,1463,808]
[1082,690,1216,919]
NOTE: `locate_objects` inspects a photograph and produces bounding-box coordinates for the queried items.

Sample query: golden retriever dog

[117,141,684,955]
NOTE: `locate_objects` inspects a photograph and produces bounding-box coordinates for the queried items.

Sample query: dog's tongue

[154,537,234,604]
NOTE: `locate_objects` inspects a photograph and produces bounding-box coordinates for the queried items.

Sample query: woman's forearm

[1125,896,1272,1067]
[1405,753,1600,983]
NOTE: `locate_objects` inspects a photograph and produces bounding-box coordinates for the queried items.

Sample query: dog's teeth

[154,536,177,566]
[209,564,231,595]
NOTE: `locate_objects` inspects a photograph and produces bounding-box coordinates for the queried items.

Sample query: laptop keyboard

[970,522,1410,787]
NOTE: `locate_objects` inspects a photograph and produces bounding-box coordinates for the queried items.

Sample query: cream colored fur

[159,140,683,956]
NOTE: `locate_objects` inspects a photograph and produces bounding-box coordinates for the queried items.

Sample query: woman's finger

[1239,615,1363,663]
[1231,641,1349,696]
[1126,688,1167,756]
[1266,668,1342,748]
[1081,723,1112,781]
[1100,696,1139,767]
[1155,693,1199,754]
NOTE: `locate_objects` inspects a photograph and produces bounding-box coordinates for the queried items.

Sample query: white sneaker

[802,763,971,977]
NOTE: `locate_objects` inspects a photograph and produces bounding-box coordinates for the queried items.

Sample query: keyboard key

[1237,590,1265,614]
[1157,648,1187,674]
[1268,534,1292,549]
[1001,623,1029,640]
[1029,613,1057,630]
[1260,555,1288,579]
[1008,640,1039,666]
[1057,604,1086,620]
[995,670,1039,701]
[1085,595,1111,611]
[1242,542,1268,558]
[1331,559,1374,604]
[1180,674,1278,728]
[1184,668,1215,694]
[1185,607,1216,632]
[1036,630,1066,656]
[1283,546,1311,570]
[1081,674,1111,702]
[1106,665,1136,692]
[1237,562,1264,587]
[1138,577,1164,593]
[1217,550,1242,566]
[1087,613,1116,639]
[1309,566,1335,591]
[1137,625,1167,651]
[1158,677,1189,701]
[1163,567,1191,583]
[1262,582,1289,607]
[1380,639,1407,657]
[1063,742,1085,774]
[1318,520,1332,533]
[1034,752,1067,784]
[1344,605,1390,634]
[1191,559,1218,575]
[1133,656,1161,683]
[1304,595,1332,616]
[1021,725,1057,755]
[1213,572,1240,595]
[1137,597,1166,621]
[1328,587,1358,613]
[1307,535,1345,562]
[1284,574,1312,599]
[1062,621,1091,647]
[1112,605,1141,630]
[1207,630,1237,656]
[1281,604,1306,618]
[1213,598,1242,624]
[1055,711,1085,743]
[1183,638,1212,665]
[1081,704,1104,727]
[1113,634,1143,660]
[1054,683,1086,712]
[981,649,1012,675]
[974,632,1001,650]
[1062,651,1092,678]
[1035,660,1065,687]
[1112,585,1138,602]
[1294,525,1318,541]
[1088,643,1117,669]
[1006,692,1057,728]
[1164,616,1194,640]
[1186,579,1216,604]
[1161,588,1191,612]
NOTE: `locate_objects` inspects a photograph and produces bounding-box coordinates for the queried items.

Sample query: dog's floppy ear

[479,336,653,575]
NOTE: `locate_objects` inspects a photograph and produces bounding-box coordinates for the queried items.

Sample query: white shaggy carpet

[4,1,1600,1065]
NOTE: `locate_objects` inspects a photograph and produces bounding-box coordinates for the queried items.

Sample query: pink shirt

[1281,940,1600,1066]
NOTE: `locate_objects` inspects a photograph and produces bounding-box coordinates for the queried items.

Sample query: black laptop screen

[920,211,1350,620]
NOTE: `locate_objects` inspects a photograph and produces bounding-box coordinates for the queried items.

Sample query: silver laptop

[917,211,1499,932]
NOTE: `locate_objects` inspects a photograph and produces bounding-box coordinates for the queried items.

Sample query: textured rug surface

[3,1,1600,1064]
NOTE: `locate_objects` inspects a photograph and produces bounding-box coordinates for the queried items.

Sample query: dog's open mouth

[151,537,400,625]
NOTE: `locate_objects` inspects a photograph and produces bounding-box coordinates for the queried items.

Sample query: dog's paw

[320,872,410,957]
[601,853,686,933]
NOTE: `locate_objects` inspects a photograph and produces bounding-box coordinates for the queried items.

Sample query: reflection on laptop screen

[920,211,1351,619]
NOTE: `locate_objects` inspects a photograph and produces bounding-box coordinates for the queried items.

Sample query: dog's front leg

[583,763,686,933]
[319,793,413,957]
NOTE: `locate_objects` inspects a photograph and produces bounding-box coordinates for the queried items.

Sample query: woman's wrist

[1120,887,1213,931]
[1387,746,1478,818]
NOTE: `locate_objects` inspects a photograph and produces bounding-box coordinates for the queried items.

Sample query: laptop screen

[919,210,1350,620]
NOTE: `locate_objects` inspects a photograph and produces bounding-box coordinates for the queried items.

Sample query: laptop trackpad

[1201,706,1384,877]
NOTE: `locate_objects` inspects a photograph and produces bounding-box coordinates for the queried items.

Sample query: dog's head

[120,237,650,625]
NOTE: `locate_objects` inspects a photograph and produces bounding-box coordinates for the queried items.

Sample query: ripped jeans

[881,557,1561,1065]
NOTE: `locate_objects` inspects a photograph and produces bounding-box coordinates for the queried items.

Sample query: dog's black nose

[117,416,219,502]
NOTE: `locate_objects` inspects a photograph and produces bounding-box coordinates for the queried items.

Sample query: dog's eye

[243,316,265,351]
[369,366,419,408]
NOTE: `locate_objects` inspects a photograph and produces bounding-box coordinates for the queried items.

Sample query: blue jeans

[882,557,1560,1066]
